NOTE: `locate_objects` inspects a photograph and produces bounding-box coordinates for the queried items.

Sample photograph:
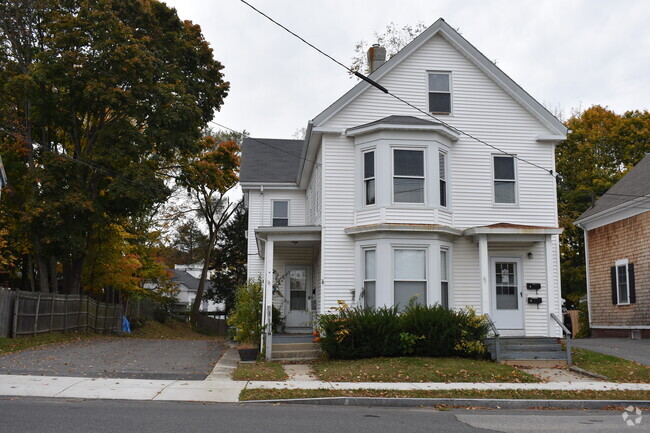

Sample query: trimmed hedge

[318,303,489,360]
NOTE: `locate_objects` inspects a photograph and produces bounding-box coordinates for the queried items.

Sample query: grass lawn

[572,348,650,383]
[128,319,217,340]
[233,361,288,381]
[0,331,97,356]
[313,357,540,383]
[240,388,650,402]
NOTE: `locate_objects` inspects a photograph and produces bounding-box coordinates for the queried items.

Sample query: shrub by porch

[318,303,489,360]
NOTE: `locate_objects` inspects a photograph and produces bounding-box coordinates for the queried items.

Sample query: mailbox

[527,297,543,308]
[526,283,541,290]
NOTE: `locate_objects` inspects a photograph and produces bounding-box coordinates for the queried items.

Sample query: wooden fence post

[12,292,19,338]
[33,293,41,336]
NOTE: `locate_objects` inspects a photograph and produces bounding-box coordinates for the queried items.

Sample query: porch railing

[550,313,572,366]
[484,313,500,363]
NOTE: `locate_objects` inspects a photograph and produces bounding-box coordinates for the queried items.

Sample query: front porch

[254,226,321,360]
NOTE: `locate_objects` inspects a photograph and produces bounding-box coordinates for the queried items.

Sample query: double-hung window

[363,249,376,309]
[393,149,425,203]
[428,72,451,114]
[612,259,634,305]
[272,200,289,227]
[394,249,426,310]
[363,150,375,206]
[493,155,517,204]
[439,151,447,207]
[440,249,449,308]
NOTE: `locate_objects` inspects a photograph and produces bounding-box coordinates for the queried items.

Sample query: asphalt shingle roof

[240,137,305,184]
[576,154,650,222]
[348,115,439,131]
[171,269,199,292]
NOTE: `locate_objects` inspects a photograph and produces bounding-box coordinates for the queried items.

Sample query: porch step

[271,342,321,361]
[484,337,567,366]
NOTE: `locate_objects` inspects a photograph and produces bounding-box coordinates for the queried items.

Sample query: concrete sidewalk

[0,347,648,403]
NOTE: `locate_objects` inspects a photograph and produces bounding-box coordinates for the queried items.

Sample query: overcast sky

[164,0,650,139]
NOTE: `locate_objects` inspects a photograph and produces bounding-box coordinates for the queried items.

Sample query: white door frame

[490,257,524,330]
[284,265,312,328]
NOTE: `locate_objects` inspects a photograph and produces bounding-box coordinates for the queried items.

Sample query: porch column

[263,239,274,360]
[544,234,556,337]
[478,235,490,316]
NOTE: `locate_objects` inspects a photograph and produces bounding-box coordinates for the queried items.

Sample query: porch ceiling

[255,225,321,258]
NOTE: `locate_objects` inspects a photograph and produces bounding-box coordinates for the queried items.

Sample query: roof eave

[345,122,460,141]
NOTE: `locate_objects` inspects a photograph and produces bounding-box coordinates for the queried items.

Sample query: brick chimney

[367,44,386,74]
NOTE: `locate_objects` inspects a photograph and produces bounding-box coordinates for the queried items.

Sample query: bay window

[393,149,425,203]
[394,248,426,310]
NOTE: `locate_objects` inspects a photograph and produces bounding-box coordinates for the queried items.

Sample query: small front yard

[240,388,650,401]
[573,348,650,383]
[313,357,540,383]
[232,361,287,381]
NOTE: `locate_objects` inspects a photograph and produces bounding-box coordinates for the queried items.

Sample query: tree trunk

[63,258,85,294]
[190,231,216,327]
[36,255,49,292]
[49,257,58,293]
[27,255,35,292]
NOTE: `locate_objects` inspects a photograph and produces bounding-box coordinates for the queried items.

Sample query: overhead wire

[238,0,556,176]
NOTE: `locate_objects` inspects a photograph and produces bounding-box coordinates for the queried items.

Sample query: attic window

[428,72,451,114]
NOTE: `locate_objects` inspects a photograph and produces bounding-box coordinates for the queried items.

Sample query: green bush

[227,279,263,345]
[318,302,489,360]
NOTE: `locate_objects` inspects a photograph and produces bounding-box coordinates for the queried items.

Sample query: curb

[569,366,610,381]
[242,396,650,409]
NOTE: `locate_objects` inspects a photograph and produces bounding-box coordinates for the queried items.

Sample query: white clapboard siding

[451,237,482,310]
[247,190,264,280]
[321,134,356,311]
[320,34,557,229]
[312,241,322,313]
[306,148,323,226]
[385,208,436,224]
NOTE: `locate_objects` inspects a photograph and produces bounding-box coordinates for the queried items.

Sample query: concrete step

[271,349,320,360]
[272,342,319,351]
[486,337,558,345]
[485,343,562,352]
[499,351,567,360]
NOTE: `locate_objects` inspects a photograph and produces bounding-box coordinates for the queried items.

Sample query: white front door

[285,266,312,328]
[490,258,524,330]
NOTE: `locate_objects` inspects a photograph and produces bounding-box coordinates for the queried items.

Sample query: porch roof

[254,225,321,258]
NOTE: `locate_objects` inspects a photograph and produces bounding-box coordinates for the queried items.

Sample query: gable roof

[575,154,650,223]
[312,18,567,136]
[171,269,199,291]
[240,137,305,184]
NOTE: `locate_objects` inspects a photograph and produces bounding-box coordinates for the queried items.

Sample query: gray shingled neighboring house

[575,154,650,338]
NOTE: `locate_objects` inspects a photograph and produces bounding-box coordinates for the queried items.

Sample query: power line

[238,0,555,176]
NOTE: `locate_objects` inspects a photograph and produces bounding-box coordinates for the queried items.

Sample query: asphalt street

[0,398,642,433]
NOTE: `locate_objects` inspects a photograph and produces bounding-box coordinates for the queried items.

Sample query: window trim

[438,150,448,208]
[440,247,449,309]
[615,258,630,306]
[492,154,518,206]
[363,149,376,207]
[427,71,452,115]
[391,147,426,205]
[393,247,428,308]
[363,248,376,309]
[271,199,290,227]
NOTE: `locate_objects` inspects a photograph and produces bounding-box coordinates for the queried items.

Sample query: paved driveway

[0,338,224,380]
[572,338,650,366]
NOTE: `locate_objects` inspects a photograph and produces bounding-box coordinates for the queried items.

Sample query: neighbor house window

[428,72,451,114]
[363,150,375,206]
[393,149,425,203]
[394,249,426,310]
[363,249,376,309]
[493,155,516,204]
[612,259,635,305]
[272,200,289,226]
[439,151,447,207]
[440,249,449,308]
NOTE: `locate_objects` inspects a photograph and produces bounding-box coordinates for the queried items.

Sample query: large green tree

[557,105,650,302]
[208,202,247,314]
[0,0,229,293]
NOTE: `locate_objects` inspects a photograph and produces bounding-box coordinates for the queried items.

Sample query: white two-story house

[241,19,566,353]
